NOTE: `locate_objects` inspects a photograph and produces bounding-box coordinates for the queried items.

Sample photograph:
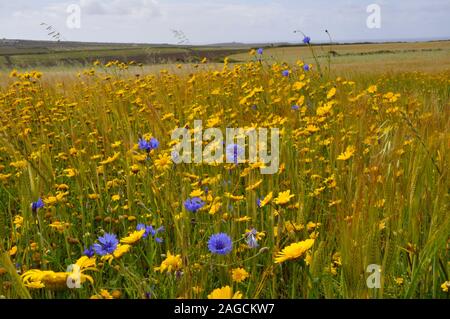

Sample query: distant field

[229,41,450,74]
[0,40,449,76]
[0,40,248,69]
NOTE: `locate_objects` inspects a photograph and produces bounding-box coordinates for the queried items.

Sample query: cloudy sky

[1,0,449,44]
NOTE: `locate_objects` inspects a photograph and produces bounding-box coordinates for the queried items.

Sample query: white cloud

[80,0,161,18]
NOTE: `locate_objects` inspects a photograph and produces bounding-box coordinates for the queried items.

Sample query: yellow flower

[209,201,222,215]
[231,268,249,283]
[9,246,17,256]
[327,87,337,99]
[100,152,121,165]
[274,239,315,264]
[259,192,273,208]
[441,281,449,292]
[245,179,263,191]
[274,190,295,205]
[337,146,355,161]
[292,81,306,91]
[113,244,131,258]
[154,153,172,171]
[49,221,70,233]
[154,251,182,273]
[367,85,378,93]
[190,189,204,197]
[395,277,404,286]
[22,257,96,289]
[91,289,113,299]
[130,164,140,174]
[111,194,121,202]
[13,215,24,228]
[224,193,245,201]
[208,286,243,299]
[64,168,77,177]
[120,230,145,245]
[10,160,28,169]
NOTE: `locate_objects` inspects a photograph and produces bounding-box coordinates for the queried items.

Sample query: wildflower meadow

[0,46,449,300]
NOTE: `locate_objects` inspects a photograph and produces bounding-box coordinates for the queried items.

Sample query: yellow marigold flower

[56,184,70,191]
[305,252,312,266]
[0,173,12,182]
[208,286,243,299]
[120,229,145,245]
[274,190,295,205]
[274,239,315,264]
[367,85,378,93]
[13,215,24,228]
[64,168,77,177]
[306,221,321,231]
[190,189,204,197]
[113,244,131,259]
[10,160,28,169]
[395,277,404,286]
[234,216,251,222]
[327,87,337,99]
[337,146,355,161]
[285,221,304,233]
[91,289,113,299]
[111,194,121,202]
[111,141,122,148]
[154,153,172,171]
[49,221,70,233]
[231,268,249,283]
[9,246,17,256]
[441,281,449,292]
[259,192,273,208]
[154,251,182,273]
[245,179,263,191]
[224,193,245,201]
[209,201,222,215]
[292,81,306,91]
[130,164,140,174]
[22,257,96,289]
[88,193,100,200]
[100,152,121,165]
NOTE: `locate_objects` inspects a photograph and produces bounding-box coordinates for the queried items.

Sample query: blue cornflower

[225,143,245,164]
[184,197,205,213]
[303,64,310,71]
[92,233,118,256]
[282,70,290,77]
[31,198,44,212]
[303,36,311,44]
[149,137,159,149]
[245,228,259,249]
[137,223,165,242]
[208,233,233,255]
[138,137,159,152]
[257,48,264,55]
[83,246,95,258]
[292,105,300,111]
